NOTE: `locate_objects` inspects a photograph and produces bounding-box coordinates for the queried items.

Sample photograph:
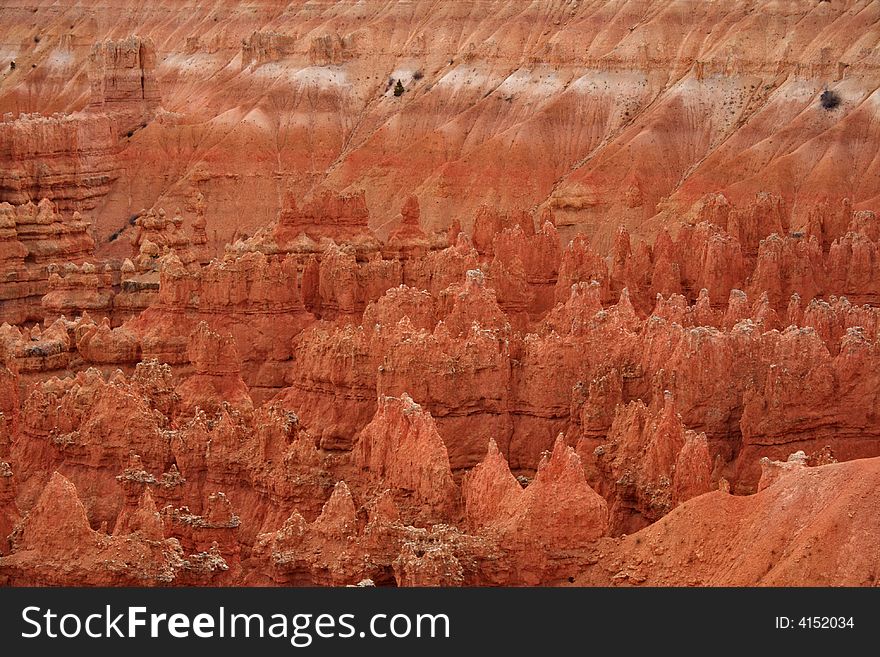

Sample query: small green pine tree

[394,80,405,97]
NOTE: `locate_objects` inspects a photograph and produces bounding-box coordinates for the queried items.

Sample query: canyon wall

[1,36,160,214]
[1,1,879,250]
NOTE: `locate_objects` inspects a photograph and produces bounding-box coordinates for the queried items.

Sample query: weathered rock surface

[1,0,880,588]
[0,199,96,323]
[1,36,160,216]
[576,456,880,587]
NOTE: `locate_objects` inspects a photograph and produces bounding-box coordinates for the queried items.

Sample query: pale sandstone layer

[1,1,879,252]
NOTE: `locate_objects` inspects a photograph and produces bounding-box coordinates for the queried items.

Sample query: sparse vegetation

[393,79,405,97]
[412,70,423,80]
[820,89,841,110]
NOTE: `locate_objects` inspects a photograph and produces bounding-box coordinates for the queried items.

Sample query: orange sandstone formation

[174,322,253,419]
[0,1,879,588]
[0,199,96,323]
[355,394,458,522]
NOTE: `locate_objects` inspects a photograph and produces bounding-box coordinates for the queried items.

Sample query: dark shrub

[820,89,841,110]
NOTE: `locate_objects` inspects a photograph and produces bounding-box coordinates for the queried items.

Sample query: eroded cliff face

[1,1,879,249]
[1,1,880,588]
[0,198,95,324]
[1,36,160,215]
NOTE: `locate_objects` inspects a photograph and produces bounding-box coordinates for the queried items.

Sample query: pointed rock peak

[356,394,457,516]
[536,435,581,479]
[474,437,516,479]
[645,390,684,456]
[522,435,609,544]
[775,324,831,361]
[613,225,631,259]
[840,326,872,355]
[22,471,94,550]
[673,430,713,505]
[314,480,358,537]
[550,432,567,454]
[276,508,309,544]
[565,232,593,254]
[569,280,602,309]
[658,388,676,415]
[137,487,159,516]
[609,396,649,427]
[400,195,420,223]
[394,314,415,332]
[462,438,522,531]
[651,292,686,321]
[367,394,440,443]
[752,292,780,329]
[41,471,81,506]
[724,288,750,325]
[786,293,803,326]
[540,219,557,238]
[444,270,508,335]
[752,290,772,314]
[728,288,748,303]
[610,287,640,328]
[121,488,164,541]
